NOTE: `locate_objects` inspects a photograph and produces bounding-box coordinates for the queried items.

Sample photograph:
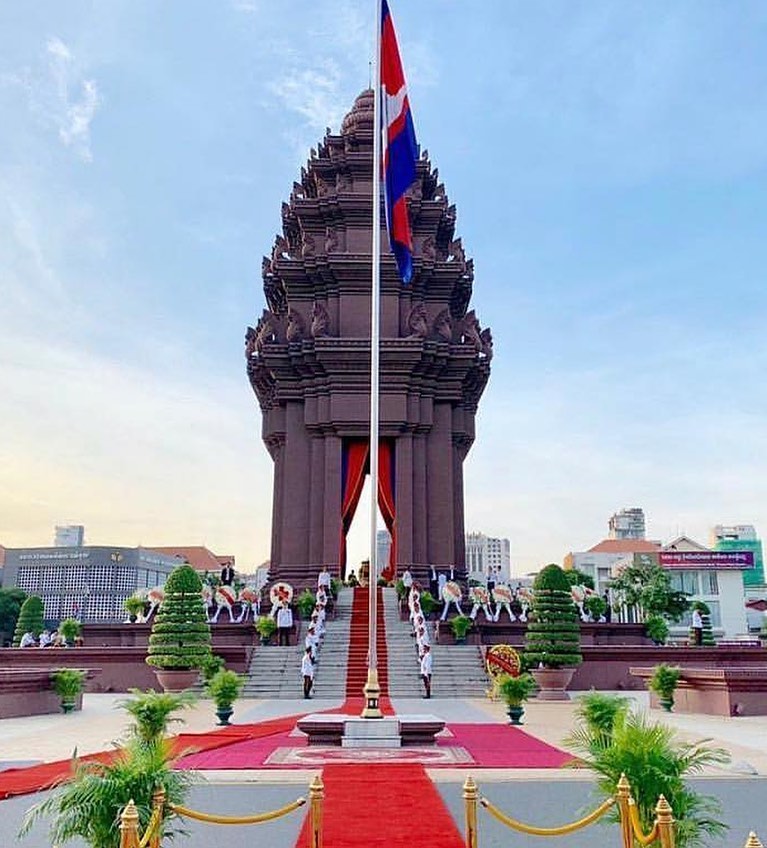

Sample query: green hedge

[146,566,211,671]
[524,567,582,669]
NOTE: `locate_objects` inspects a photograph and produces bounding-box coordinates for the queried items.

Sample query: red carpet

[0,715,301,801]
[346,588,388,697]
[293,763,464,848]
[438,723,573,768]
[176,715,569,771]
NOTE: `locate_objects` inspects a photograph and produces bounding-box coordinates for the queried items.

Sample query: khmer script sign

[658,551,754,570]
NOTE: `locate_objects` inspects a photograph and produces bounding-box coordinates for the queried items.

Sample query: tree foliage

[525,565,582,668]
[0,588,27,640]
[146,566,211,670]
[609,562,689,622]
[13,595,44,646]
[563,568,595,590]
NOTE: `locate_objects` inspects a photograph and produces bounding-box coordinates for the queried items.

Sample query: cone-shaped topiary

[524,564,582,669]
[13,595,45,647]
[146,565,211,670]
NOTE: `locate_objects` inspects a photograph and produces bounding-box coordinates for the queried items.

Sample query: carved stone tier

[246,90,492,585]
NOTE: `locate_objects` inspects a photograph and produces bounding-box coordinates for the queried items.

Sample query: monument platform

[297,713,445,747]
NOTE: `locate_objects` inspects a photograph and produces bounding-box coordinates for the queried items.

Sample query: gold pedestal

[361,669,383,719]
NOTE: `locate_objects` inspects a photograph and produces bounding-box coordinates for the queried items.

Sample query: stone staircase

[383,587,489,698]
[241,588,352,699]
[383,588,426,697]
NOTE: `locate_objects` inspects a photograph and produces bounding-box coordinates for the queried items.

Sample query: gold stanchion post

[616,774,633,848]
[119,799,140,848]
[309,774,324,848]
[744,833,764,848]
[655,794,675,848]
[149,786,166,848]
[463,775,478,848]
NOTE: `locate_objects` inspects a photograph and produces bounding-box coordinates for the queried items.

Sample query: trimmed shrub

[146,566,211,671]
[524,564,582,668]
[13,595,45,647]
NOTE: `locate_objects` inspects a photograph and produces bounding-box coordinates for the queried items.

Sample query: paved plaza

[1,692,766,847]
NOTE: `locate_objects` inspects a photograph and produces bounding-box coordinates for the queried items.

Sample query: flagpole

[362,0,384,720]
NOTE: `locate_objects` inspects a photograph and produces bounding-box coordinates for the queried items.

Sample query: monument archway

[246,89,492,588]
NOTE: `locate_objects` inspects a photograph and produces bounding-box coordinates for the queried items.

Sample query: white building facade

[465,532,511,583]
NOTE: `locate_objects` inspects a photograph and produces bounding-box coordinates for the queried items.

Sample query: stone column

[281,402,311,565]
[426,403,455,567]
[308,436,326,567]
[322,434,343,576]
[395,433,414,566]
[412,433,428,567]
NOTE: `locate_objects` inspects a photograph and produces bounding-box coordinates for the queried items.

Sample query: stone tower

[246,89,491,586]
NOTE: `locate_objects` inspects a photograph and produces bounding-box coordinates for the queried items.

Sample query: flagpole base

[361,670,383,719]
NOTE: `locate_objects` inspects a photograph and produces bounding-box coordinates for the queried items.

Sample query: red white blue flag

[381,0,418,284]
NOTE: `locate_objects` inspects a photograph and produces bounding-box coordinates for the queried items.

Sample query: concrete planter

[531,667,575,701]
[153,669,200,692]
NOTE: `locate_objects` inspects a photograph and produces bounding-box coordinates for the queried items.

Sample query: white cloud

[44,36,101,162]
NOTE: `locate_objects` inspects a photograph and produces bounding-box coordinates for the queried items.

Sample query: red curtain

[339,440,397,580]
[377,441,397,581]
[339,441,369,575]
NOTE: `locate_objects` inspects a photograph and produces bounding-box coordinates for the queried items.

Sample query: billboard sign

[658,550,754,570]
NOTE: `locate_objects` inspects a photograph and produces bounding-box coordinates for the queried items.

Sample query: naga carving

[254,310,279,353]
[460,310,482,355]
[432,308,453,342]
[480,327,494,361]
[286,308,306,343]
[301,231,316,258]
[311,302,331,338]
[245,326,257,359]
[406,302,429,339]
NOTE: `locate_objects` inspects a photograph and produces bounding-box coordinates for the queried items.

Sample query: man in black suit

[220,561,235,586]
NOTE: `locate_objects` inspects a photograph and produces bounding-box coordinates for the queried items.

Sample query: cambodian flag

[381,0,418,284]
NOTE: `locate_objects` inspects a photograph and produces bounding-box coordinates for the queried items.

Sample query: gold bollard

[149,786,166,848]
[309,773,324,848]
[119,799,140,848]
[616,774,633,848]
[744,833,764,848]
[463,775,478,848]
[655,794,675,848]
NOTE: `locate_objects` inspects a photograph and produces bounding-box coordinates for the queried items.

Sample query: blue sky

[1,1,766,574]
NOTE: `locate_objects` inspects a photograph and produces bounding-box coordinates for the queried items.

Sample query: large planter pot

[153,668,200,692]
[215,706,234,726]
[531,667,575,701]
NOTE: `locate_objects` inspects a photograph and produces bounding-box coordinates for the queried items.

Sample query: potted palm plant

[497,673,537,725]
[124,594,146,623]
[449,614,473,644]
[145,565,212,692]
[255,614,277,645]
[206,669,245,725]
[645,614,670,646]
[21,690,196,848]
[59,617,82,647]
[648,663,682,711]
[524,564,582,700]
[51,668,87,713]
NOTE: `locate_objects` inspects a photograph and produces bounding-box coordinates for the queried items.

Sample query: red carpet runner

[345,587,388,698]
[0,715,301,801]
[294,763,464,848]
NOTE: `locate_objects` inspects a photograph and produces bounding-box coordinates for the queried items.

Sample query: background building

[2,546,181,623]
[465,532,511,583]
[376,530,392,575]
[147,546,235,578]
[608,508,646,540]
[54,525,85,547]
[616,536,751,637]
[565,539,661,594]
[711,524,765,587]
